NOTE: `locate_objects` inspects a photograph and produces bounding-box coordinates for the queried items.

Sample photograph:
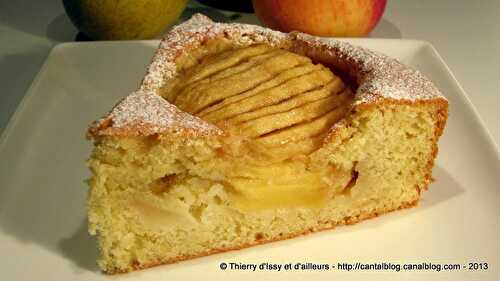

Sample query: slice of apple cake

[86,14,448,273]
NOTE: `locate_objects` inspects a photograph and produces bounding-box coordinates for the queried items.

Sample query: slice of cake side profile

[86,14,448,273]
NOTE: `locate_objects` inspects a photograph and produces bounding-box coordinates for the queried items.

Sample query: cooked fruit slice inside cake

[86,15,447,274]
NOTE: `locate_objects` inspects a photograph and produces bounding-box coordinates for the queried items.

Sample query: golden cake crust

[87,14,447,139]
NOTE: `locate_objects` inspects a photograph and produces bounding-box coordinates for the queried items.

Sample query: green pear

[63,0,188,40]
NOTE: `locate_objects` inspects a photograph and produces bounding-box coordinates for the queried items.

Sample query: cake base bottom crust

[116,200,418,274]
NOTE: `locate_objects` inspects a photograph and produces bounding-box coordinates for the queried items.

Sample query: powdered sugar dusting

[140,14,214,92]
[89,13,446,137]
[292,33,444,105]
[109,90,219,134]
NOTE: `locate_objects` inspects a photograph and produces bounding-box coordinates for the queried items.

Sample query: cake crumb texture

[88,102,446,273]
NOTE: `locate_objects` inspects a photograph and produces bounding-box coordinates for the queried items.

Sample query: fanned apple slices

[160,44,354,159]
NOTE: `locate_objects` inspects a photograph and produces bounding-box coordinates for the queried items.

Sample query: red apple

[252,0,386,37]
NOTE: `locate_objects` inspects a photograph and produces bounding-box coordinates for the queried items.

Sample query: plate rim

[0,38,499,280]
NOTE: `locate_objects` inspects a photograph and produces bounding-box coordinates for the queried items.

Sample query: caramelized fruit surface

[160,44,355,209]
[162,44,353,157]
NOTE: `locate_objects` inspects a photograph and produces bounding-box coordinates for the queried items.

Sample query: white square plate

[0,39,498,281]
